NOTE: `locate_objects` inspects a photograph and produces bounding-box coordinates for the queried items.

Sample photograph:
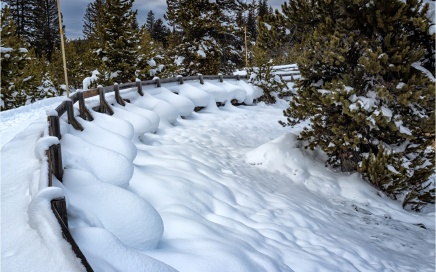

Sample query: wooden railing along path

[45,71,299,271]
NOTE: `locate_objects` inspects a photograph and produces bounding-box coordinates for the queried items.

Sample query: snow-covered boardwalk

[1,79,434,271]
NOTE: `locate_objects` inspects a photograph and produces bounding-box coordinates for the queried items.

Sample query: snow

[82,70,100,90]
[1,78,435,272]
[189,81,228,103]
[147,58,157,67]
[167,83,211,108]
[61,133,134,187]
[348,93,377,111]
[196,49,206,58]
[58,169,164,251]
[209,81,246,103]
[0,47,13,53]
[174,56,185,66]
[381,106,393,119]
[1,121,86,271]
[411,62,435,82]
[145,86,195,118]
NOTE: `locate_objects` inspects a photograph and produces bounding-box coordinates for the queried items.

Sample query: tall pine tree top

[146,10,155,32]
[91,0,139,83]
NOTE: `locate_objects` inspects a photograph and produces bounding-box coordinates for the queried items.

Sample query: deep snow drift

[1,79,434,272]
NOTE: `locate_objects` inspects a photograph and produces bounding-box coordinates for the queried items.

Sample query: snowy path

[127,103,434,272]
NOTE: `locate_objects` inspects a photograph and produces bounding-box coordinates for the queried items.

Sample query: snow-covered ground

[1,79,434,272]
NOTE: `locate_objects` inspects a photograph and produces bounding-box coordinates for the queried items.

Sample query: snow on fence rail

[44,73,255,271]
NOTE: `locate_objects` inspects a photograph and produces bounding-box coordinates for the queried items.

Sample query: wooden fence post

[114,84,126,106]
[48,114,61,139]
[199,74,204,84]
[47,115,63,182]
[155,78,161,88]
[219,74,223,83]
[136,81,144,96]
[178,76,184,85]
[97,87,114,115]
[77,92,94,121]
[66,100,84,131]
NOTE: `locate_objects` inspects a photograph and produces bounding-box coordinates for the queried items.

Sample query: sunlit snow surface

[1,80,434,272]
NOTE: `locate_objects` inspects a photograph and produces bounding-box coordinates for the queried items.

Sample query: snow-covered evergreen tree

[85,0,139,84]
[165,0,222,75]
[49,39,90,89]
[4,0,62,62]
[246,1,258,43]
[278,0,435,210]
[165,0,244,75]
[2,0,33,38]
[136,27,164,80]
[1,7,45,110]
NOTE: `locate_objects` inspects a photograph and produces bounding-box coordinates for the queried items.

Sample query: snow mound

[61,134,133,187]
[147,86,195,117]
[113,102,160,133]
[133,93,179,126]
[61,169,164,251]
[111,106,154,136]
[88,110,135,140]
[190,81,228,104]
[245,133,303,169]
[167,83,211,108]
[68,118,137,161]
[234,80,264,105]
[210,81,246,103]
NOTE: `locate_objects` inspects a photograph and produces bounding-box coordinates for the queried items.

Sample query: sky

[60,0,286,39]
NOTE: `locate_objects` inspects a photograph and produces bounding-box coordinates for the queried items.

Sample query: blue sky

[61,0,285,39]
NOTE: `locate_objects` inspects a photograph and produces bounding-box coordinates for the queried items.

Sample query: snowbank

[146,86,195,117]
[59,169,164,251]
[166,83,211,108]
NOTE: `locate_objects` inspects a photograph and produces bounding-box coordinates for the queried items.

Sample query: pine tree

[146,10,155,32]
[247,46,287,103]
[258,0,269,19]
[246,1,257,42]
[4,0,62,61]
[150,18,169,47]
[49,39,89,89]
[29,0,62,61]
[2,0,33,38]
[216,0,245,73]
[1,7,45,110]
[88,0,139,84]
[165,0,223,75]
[165,0,244,75]
[279,0,435,210]
[83,0,106,41]
[136,27,164,80]
[255,0,310,64]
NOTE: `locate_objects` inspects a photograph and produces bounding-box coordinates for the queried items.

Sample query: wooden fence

[45,71,299,271]
[46,74,241,271]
